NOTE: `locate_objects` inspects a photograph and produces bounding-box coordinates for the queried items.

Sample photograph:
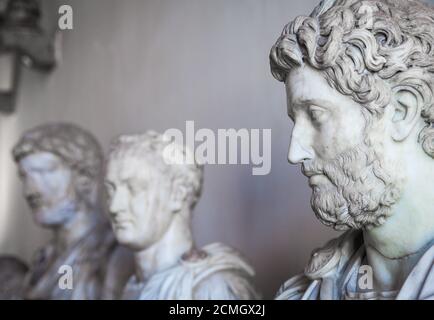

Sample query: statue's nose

[109,187,128,215]
[288,132,314,164]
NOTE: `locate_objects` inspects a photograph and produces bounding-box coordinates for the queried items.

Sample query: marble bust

[12,123,133,300]
[104,131,260,300]
[270,0,434,299]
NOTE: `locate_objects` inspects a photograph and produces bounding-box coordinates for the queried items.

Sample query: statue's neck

[134,213,194,282]
[363,236,432,292]
[53,203,98,253]
[363,175,434,290]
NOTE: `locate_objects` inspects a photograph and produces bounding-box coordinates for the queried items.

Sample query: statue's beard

[304,142,403,231]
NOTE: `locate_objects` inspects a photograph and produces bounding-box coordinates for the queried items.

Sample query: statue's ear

[169,179,187,213]
[390,89,422,142]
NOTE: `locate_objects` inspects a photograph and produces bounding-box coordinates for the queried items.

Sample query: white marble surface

[270,0,434,299]
[105,132,260,300]
[13,123,133,299]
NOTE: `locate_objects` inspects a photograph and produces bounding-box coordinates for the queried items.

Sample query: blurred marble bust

[13,123,133,300]
[0,256,28,300]
[105,131,260,300]
[270,0,434,300]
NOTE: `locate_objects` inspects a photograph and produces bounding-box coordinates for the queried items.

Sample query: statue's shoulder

[189,243,255,277]
[181,243,260,299]
[275,274,312,300]
[304,230,363,280]
[276,231,363,300]
[137,243,259,300]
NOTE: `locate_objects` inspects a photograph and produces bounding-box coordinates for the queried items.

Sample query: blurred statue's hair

[13,123,104,205]
[270,0,434,157]
[108,131,204,210]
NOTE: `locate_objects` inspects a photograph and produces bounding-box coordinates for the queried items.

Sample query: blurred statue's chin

[32,199,77,228]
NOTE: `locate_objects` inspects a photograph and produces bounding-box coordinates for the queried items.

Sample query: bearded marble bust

[13,123,133,300]
[270,0,434,300]
[104,131,260,300]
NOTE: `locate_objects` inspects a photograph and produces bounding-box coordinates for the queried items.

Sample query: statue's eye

[127,181,144,195]
[308,105,327,122]
[104,182,115,197]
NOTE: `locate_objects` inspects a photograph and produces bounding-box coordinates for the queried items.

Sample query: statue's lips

[302,170,323,186]
[112,218,133,229]
[301,167,320,177]
[308,175,323,187]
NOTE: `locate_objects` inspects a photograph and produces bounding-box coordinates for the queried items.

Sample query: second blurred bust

[13,123,133,300]
[105,131,260,300]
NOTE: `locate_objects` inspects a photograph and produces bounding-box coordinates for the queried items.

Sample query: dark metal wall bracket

[0,0,60,114]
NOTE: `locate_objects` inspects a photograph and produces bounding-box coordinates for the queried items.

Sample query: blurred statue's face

[285,65,402,230]
[18,152,77,228]
[105,156,174,251]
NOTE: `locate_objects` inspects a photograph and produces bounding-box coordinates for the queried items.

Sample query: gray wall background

[0,0,338,299]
